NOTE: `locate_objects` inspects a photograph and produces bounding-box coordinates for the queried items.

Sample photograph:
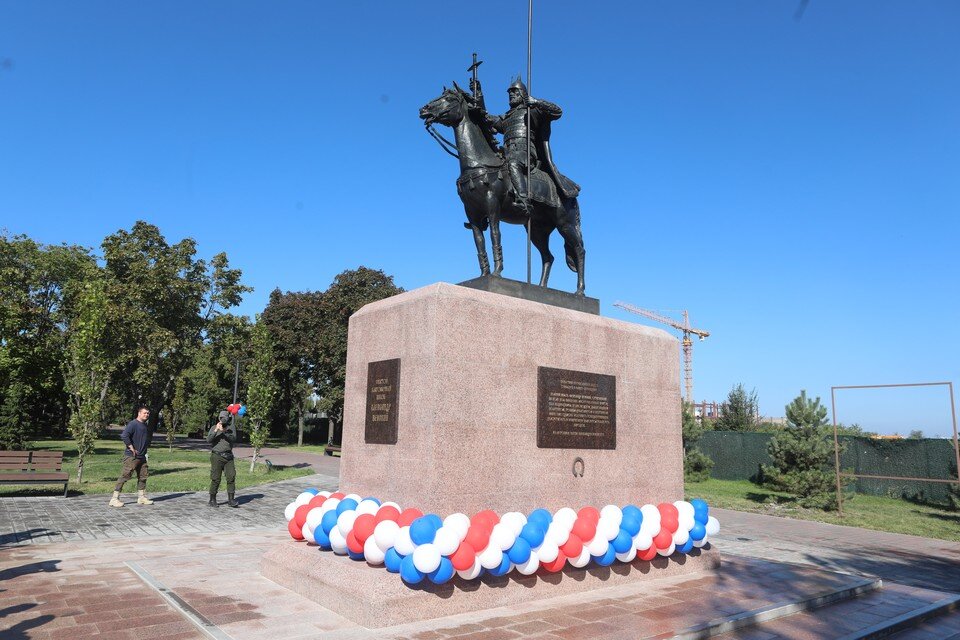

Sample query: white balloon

[443,513,471,539]
[356,500,380,516]
[598,517,620,542]
[705,516,720,536]
[657,542,676,557]
[640,504,661,525]
[380,501,401,511]
[478,541,504,569]
[500,512,527,537]
[284,502,298,522]
[673,500,695,521]
[373,520,400,552]
[329,527,348,555]
[344,493,362,503]
[433,527,460,556]
[301,523,315,544]
[536,539,559,563]
[586,535,609,557]
[305,507,325,531]
[457,557,483,580]
[515,553,540,575]
[638,518,660,538]
[337,510,359,538]
[632,532,653,551]
[546,521,570,547]
[318,490,332,498]
[569,547,592,568]
[412,543,442,573]
[394,526,416,556]
[672,528,690,546]
[600,504,623,528]
[693,535,708,548]
[553,507,578,529]
[490,523,517,551]
[364,536,386,565]
[320,497,340,514]
[616,547,637,563]
[295,491,313,506]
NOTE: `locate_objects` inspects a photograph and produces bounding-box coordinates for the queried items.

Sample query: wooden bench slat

[0,474,69,482]
[0,450,70,496]
[31,452,64,459]
[0,463,32,471]
[0,453,30,460]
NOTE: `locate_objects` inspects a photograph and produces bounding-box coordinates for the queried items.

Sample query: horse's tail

[562,197,582,272]
[564,241,577,272]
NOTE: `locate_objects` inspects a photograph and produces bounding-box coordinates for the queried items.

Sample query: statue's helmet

[507,77,528,98]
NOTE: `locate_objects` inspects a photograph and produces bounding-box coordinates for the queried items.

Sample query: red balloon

[228,404,239,415]
[471,510,500,530]
[660,515,679,533]
[294,504,311,528]
[577,506,600,523]
[571,517,597,542]
[450,541,477,571]
[287,518,305,540]
[330,492,346,500]
[657,503,679,522]
[375,505,401,523]
[353,514,376,544]
[308,495,327,509]
[464,525,491,553]
[653,527,673,549]
[398,508,423,527]
[560,533,583,558]
[346,530,364,555]
[541,552,567,573]
[637,545,658,561]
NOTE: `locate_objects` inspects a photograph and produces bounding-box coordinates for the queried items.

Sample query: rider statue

[470,76,580,212]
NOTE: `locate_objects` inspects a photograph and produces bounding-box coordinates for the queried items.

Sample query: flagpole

[526,0,533,285]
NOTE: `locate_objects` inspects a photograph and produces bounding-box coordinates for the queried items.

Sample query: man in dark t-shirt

[109,406,154,507]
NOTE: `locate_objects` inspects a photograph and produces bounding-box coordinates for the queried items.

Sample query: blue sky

[1,1,958,436]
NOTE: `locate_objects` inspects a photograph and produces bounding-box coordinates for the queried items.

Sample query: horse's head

[419,82,471,128]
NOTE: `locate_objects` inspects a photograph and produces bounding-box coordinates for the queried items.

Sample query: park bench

[0,451,69,497]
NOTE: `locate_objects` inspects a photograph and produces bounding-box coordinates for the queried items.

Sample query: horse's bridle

[425,122,460,159]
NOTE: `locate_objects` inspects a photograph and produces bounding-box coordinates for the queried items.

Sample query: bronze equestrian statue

[419,65,586,294]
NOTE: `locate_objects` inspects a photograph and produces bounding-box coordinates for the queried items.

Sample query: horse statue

[419,83,586,294]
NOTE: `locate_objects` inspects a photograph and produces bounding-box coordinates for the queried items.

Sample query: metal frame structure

[831,381,960,516]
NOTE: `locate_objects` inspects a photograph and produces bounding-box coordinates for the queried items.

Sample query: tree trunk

[297,413,304,447]
[77,457,84,485]
[250,448,258,473]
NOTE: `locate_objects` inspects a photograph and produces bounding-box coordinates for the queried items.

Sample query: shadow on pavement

[801,547,960,593]
[236,493,265,505]
[1,614,55,640]
[149,492,192,502]
[0,530,57,548]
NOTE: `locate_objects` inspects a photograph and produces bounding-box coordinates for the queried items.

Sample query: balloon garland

[284,489,719,587]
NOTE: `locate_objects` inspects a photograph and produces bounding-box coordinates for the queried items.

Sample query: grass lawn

[0,439,312,497]
[686,478,960,543]
[264,440,339,457]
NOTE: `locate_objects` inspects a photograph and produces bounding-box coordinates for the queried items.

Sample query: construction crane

[613,301,710,403]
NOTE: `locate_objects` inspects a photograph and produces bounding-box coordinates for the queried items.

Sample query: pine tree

[715,384,759,431]
[763,390,840,508]
[681,400,713,482]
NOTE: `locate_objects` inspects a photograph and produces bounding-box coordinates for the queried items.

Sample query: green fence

[698,431,959,504]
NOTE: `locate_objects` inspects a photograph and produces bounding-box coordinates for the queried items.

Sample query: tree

[246,318,279,471]
[715,384,759,432]
[682,400,713,482]
[763,390,840,508]
[908,429,924,439]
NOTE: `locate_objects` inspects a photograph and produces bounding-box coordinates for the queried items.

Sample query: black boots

[227,492,239,508]
[208,494,218,508]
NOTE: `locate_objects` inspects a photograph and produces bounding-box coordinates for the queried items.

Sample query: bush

[684,449,714,483]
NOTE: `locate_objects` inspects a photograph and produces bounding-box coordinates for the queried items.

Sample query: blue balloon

[593,545,617,567]
[691,499,709,524]
[425,513,443,530]
[690,522,707,541]
[238,405,247,417]
[528,509,552,527]
[400,554,425,584]
[304,488,319,495]
[612,529,633,554]
[409,516,438,545]
[384,548,403,573]
[362,497,381,506]
[622,505,642,522]
[347,549,365,561]
[336,498,358,515]
[519,522,546,548]
[677,538,695,554]
[488,553,512,576]
[321,510,339,535]
[428,557,455,584]
[313,527,331,549]
[507,537,532,565]
[620,515,641,537]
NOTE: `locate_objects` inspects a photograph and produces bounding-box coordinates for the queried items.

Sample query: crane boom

[613,301,710,402]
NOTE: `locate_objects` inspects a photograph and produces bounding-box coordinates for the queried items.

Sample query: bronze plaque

[537,366,616,449]
[365,359,400,444]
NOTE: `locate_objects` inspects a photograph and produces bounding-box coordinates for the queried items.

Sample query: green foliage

[835,422,875,437]
[246,317,280,470]
[715,384,758,432]
[0,379,30,449]
[681,400,713,481]
[763,390,841,509]
[908,429,924,439]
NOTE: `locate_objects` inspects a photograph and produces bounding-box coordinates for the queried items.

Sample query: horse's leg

[486,194,504,277]
[558,198,586,295]
[530,215,554,288]
[464,205,490,276]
